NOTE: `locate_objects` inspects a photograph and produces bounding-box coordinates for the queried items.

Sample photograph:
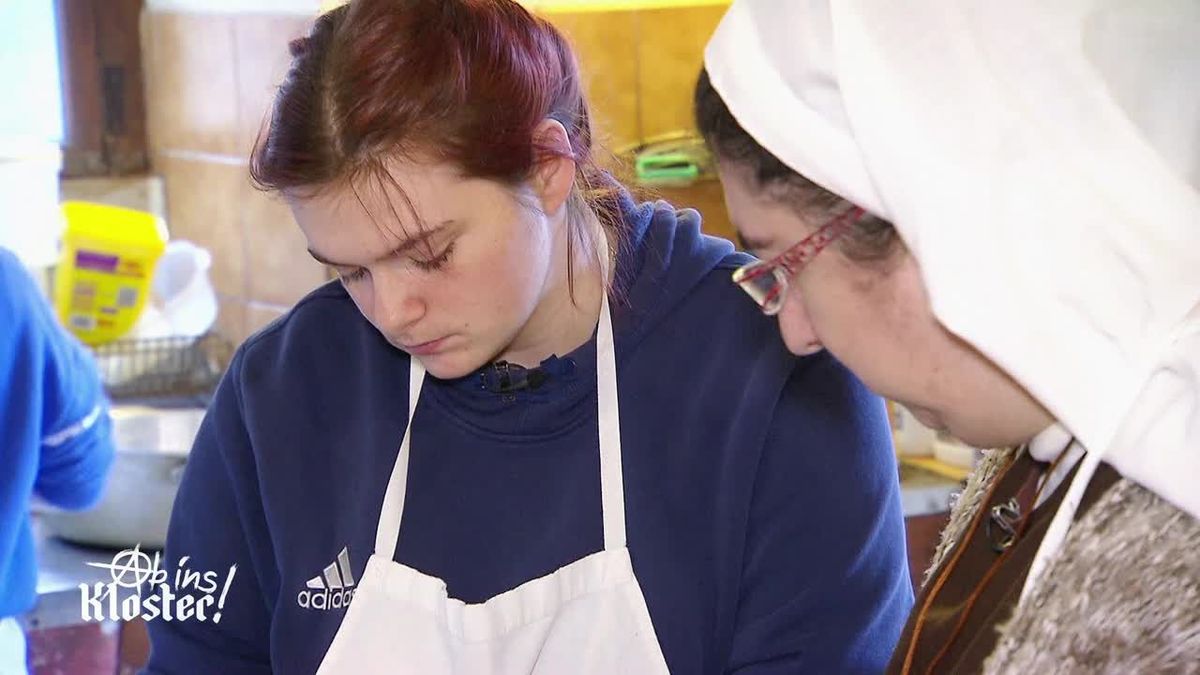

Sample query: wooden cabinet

[56,0,148,176]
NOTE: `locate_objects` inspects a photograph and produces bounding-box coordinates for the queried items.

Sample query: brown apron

[888,449,1121,674]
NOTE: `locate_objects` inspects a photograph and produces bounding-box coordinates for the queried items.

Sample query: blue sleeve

[0,248,114,510]
[142,353,275,675]
[727,352,914,674]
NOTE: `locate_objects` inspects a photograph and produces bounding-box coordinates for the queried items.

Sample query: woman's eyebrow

[307,221,455,267]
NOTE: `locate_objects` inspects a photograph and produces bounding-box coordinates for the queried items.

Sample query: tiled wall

[543,6,737,244]
[141,4,730,345]
[142,10,327,344]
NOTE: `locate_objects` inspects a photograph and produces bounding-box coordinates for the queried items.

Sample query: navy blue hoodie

[143,197,912,673]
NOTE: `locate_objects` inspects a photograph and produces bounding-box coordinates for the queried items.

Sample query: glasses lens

[733,263,789,316]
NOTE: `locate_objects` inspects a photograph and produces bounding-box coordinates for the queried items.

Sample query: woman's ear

[530,118,577,217]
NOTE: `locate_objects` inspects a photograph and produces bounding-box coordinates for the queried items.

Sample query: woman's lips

[404,336,449,356]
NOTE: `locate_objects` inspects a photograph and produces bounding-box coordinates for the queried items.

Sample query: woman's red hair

[251,0,622,289]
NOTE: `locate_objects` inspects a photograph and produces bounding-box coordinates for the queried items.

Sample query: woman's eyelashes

[412,241,456,272]
[337,241,456,284]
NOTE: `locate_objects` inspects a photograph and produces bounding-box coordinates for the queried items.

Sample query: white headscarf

[704,0,1200,535]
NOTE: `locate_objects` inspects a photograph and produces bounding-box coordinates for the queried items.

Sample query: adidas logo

[297,546,356,611]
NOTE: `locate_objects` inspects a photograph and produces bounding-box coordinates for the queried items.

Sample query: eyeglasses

[731,206,866,315]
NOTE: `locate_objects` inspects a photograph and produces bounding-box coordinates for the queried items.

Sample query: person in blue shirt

[142,1,912,672]
[1,247,115,673]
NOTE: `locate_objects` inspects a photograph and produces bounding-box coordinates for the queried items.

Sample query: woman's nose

[372,272,427,337]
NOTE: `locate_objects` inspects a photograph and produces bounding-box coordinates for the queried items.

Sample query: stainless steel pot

[37,406,204,549]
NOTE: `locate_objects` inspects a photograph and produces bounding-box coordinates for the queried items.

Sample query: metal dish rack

[89,332,234,401]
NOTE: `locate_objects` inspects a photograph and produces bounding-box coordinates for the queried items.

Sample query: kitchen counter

[24,516,142,631]
[23,517,148,674]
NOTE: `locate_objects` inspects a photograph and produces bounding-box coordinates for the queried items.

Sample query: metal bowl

[36,406,205,549]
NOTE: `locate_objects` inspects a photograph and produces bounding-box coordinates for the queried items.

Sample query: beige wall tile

[216,298,291,346]
[60,176,167,220]
[543,11,642,154]
[635,5,726,140]
[215,294,248,344]
[240,183,328,307]
[232,14,313,158]
[143,12,240,155]
[245,302,287,338]
[156,153,247,299]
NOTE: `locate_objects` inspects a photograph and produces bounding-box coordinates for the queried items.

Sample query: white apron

[317,294,670,674]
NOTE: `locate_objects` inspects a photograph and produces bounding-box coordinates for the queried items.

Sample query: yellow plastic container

[54,201,168,345]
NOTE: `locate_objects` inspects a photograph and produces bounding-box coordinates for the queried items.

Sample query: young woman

[698,0,1199,672]
[142,1,913,672]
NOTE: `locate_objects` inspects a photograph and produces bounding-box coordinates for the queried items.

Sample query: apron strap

[1019,444,1102,605]
[596,292,627,550]
[374,358,426,558]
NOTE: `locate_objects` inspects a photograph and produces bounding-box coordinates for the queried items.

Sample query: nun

[697,0,1200,671]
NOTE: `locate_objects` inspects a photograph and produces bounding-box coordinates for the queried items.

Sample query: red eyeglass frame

[731,206,866,313]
